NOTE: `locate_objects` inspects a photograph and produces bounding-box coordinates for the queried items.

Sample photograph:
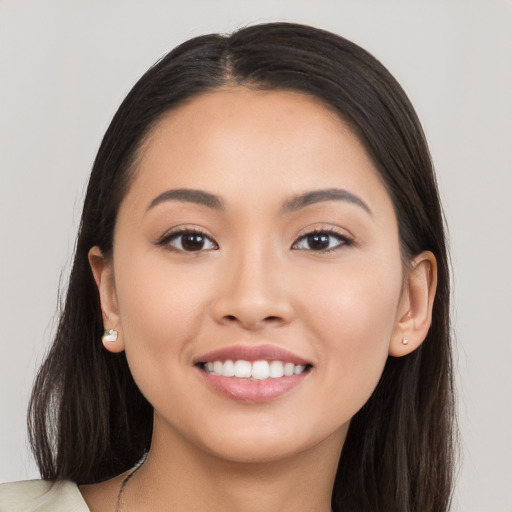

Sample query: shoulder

[0,480,89,512]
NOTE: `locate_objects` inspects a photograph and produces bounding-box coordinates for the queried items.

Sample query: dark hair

[28,22,456,512]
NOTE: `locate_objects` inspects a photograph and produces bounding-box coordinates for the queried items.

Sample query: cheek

[113,256,220,429]
[113,255,211,374]
[300,256,402,412]
[305,252,402,333]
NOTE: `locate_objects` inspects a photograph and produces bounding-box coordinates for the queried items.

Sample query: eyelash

[157,228,218,252]
[157,227,353,254]
[292,228,354,253]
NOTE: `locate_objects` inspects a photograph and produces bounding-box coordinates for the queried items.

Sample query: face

[95,88,411,463]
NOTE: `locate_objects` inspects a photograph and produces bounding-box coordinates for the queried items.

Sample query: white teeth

[222,360,235,377]
[269,360,284,378]
[252,360,270,380]
[213,361,223,376]
[294,365,305,375]
[234,360,252,378]
[204,360,308,379]
[284,362,295,377]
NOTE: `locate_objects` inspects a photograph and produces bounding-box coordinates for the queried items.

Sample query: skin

[84,87,437,512]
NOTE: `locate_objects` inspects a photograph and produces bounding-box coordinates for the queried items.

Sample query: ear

[88,246,125,353]
[389,251,437,357]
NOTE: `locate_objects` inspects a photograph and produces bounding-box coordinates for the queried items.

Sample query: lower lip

[198,368,310,403]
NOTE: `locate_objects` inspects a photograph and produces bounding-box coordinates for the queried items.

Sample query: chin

[191,416,348,466]
[202,436,308,464]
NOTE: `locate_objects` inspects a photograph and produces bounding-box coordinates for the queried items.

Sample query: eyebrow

[146,187,371,215]
[147,188,225,212]
[281,188,372,215]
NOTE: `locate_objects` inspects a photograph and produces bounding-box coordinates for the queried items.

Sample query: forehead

[122,87,392,217]
[141,87,347,164]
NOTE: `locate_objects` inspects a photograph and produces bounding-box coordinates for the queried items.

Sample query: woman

[0,22,455,512]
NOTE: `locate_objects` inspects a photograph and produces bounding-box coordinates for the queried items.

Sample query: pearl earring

[102,329,118,343]
[402,337,409,345]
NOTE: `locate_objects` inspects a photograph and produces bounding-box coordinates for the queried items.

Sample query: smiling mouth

[199,359,312,380]
[193,345,313,402]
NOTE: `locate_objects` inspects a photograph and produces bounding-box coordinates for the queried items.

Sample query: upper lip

[193,344,312,366]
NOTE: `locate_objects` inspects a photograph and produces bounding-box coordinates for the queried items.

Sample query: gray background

[1,1,511,511]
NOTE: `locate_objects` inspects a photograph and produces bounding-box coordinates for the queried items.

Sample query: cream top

[0,480,89,512]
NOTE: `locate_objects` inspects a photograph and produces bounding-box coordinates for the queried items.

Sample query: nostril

[225,314,282,322]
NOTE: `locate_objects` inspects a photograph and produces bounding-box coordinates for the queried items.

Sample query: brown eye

[305,233,330,250]
[160,230,218,252]
[181,233,207,251]
[293,230,352,252]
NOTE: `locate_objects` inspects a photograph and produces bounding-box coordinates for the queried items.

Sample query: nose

[211,246,295,331]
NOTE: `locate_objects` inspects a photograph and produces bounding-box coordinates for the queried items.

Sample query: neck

[123,415,346,512]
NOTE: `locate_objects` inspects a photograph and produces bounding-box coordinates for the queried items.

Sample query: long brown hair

[28,22,456,512]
